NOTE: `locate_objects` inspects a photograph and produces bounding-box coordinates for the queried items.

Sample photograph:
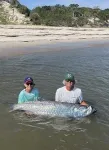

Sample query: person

[18,77,39,104]
[55,73,88,106]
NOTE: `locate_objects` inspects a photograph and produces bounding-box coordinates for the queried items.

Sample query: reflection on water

[0,40,109,150]
[12,111,91,132]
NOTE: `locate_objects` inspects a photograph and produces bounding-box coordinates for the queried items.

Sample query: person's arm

[18,92,23,104]
[18,90,25,104]
[34,88,39,100]
[55,89,60,102]
[78,90,88,106]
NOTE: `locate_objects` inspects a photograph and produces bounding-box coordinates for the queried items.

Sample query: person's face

[24,82,34,92]
[65,80,75,90]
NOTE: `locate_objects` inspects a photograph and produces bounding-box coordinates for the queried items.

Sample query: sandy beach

[0,25,109,42]
[0,25,109,57]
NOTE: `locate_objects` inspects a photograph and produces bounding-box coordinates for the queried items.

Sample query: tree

[30,4,109,27]
[69,4,79,18]
[99,9,109,22]
[30,12,41,24]
[69,4,79,8]
[92,7,100,24]
[10,0,20,6]
[18,5,30,17]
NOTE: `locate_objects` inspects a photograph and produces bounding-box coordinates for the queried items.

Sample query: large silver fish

[11,101,96,118]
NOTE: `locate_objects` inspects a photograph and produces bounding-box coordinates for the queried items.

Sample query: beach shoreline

[0,25,109,57]
[0,25,109,43]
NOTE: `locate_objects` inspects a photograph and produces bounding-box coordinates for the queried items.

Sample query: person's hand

[80,101,88,106]
[24,83,33,93]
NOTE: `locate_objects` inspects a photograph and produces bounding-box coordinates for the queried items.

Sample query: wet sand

[0,25,109,57]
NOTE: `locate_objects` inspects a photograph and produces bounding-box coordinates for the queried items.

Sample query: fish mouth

[85,106,97,116]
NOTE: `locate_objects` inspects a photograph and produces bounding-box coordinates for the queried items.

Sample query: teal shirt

[18,88,39,104]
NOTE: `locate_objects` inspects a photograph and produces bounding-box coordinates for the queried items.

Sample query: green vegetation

[0,0,109,27]
[10,0,30,17]
[30,12,41,25]
[0,6,8,24]
[30,4,109,27]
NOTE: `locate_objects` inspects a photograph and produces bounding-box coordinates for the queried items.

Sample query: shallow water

[0,40,109,150]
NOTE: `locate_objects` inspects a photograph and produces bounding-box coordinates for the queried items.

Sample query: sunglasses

[26,82,34,85]
[66,80,74,82]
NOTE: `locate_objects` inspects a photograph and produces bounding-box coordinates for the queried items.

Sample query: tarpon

[11,101,96,118]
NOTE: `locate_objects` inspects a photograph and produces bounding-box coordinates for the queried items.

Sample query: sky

[19,0,109,10]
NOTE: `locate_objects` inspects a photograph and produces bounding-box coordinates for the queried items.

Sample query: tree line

[10,0,109,27]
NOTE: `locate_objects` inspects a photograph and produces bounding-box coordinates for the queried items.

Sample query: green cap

[64,73,75,81]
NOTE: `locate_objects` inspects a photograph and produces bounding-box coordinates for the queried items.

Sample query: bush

[30,13,41,24]
[10,0,30,17]
[18,5,30,17]
[10,0,20,6]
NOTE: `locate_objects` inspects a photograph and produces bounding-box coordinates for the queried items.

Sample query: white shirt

[55,86,83,104]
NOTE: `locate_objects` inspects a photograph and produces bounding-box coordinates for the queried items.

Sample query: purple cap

[24,77,34,84]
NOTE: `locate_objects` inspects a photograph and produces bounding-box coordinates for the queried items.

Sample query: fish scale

[11,101,96,118]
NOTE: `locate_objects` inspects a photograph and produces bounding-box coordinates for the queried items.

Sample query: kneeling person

[18,77,39,104]
[55,73,87,106]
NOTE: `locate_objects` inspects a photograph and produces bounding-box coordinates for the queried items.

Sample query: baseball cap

[62,73,75,85]
[64,73,75,81]
[24,77,34,84]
